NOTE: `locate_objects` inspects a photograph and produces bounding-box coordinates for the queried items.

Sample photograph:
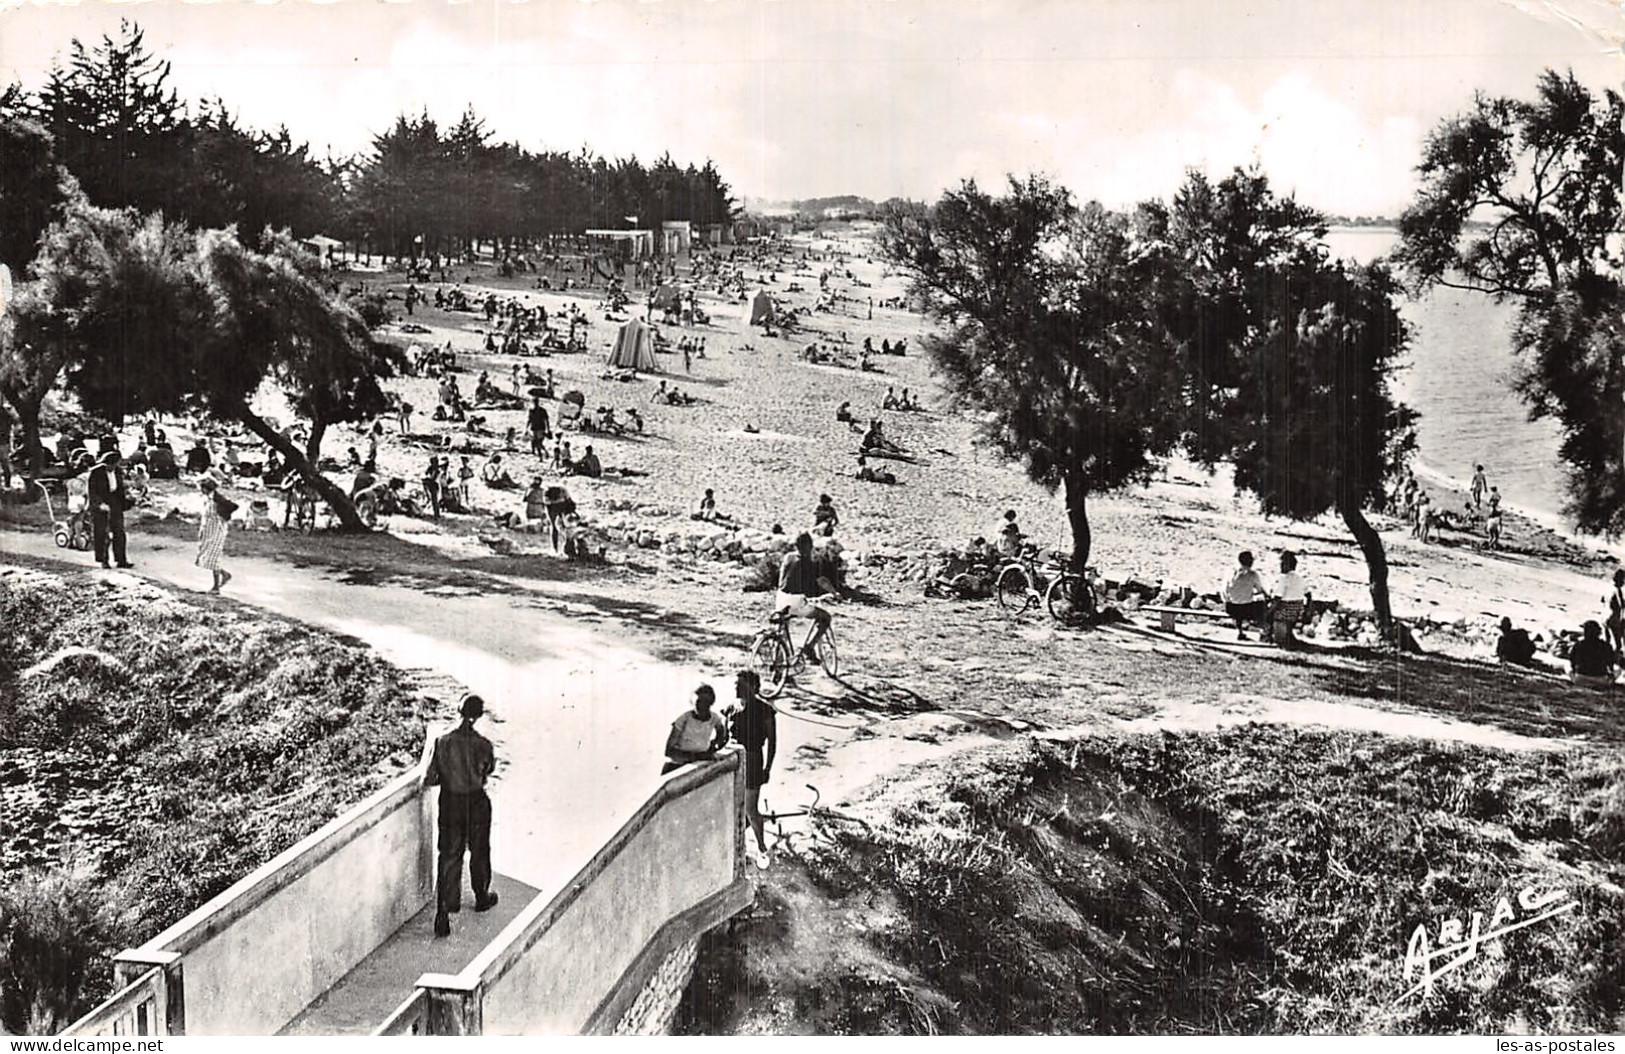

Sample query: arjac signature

[1398,885,1578,1002]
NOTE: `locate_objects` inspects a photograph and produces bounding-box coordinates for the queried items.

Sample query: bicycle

[759,783,870,858]
[750,609,839,700]
[995,544,1064,615]
[1043,565,1101,624]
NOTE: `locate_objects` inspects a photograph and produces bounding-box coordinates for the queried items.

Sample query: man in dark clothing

[527,397,551,457]
[776,531,833,656]
[732,670,778,866]
[86,451,133,569]
[1496,617,1538,667]
[1569,620,1616,688]
[185,440,212,475]
[422,693,498,938]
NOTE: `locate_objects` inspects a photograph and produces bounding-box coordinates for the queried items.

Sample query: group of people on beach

[1400,466,1503,548]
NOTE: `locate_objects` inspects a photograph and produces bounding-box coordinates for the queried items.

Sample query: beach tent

[742,289,776,327]
[607,318,658,371]
[651,283,681,311]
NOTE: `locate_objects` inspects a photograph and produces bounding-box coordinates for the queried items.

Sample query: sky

[0,0,1619,216]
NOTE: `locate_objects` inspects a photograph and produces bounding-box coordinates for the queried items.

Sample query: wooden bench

[1142,604,1232,634]
[1143,600,1307,643]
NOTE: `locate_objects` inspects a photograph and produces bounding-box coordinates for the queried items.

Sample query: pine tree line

[0,20,738,262]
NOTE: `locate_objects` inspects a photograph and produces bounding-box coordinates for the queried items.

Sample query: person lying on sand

[856,455,896,485]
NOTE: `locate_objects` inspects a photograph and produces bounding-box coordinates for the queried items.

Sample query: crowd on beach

[7,230,1623,703]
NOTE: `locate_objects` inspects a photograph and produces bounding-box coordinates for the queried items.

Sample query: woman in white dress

[196,477,236,593]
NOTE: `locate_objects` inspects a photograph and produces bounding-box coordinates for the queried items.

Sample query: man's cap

[459,693,486,718]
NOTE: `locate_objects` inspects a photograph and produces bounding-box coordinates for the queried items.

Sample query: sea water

[1324,227,1568,523]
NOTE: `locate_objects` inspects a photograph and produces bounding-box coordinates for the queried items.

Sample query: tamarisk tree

[11,202,395,530]
[881,176,1185,577]
[1396,70,1625,532]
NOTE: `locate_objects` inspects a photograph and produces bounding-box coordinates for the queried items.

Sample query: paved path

[2,524,706,969]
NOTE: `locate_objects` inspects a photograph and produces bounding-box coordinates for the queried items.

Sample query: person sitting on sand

[696,488,719,522]
[186,439,213,475]
[567,444,603,479]
[1223,550,1270,640]
[481,453,517,489]
[856,454,896,485]
[1496,617,1538,667]
[562,512,606,563]
[882,387,899,410]
[625,408,645,434]
[1569,620,1616,687]
[836,401,855,425]
[996,511,1024,558]
[860,419,902,456]
[813,494,839,536]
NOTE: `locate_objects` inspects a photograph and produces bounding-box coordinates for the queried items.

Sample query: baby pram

[40,478,92,551]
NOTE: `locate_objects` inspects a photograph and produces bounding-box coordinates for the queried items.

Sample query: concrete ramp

[281,873,538,1036]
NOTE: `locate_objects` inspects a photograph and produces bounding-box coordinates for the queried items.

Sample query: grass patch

[0,565,426,1034]
[688,729,1625,1034]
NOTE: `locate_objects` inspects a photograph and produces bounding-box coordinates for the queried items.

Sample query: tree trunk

[1339,499,1393,633]
[16,400,42,477]
[305,420,327,464]
[235,404,368,531]
[1063,470,1093,575]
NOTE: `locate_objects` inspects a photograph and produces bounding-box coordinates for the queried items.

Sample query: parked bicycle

[1043,565,1100,623]
[995,544,1062,614]
[759,783,869,857]
[750,609,839,699]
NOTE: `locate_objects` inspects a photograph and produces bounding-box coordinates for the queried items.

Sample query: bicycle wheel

[813,625,839,677]
[995,566,1032,613]
[751,633,792,698]
[1045,573,1095,623]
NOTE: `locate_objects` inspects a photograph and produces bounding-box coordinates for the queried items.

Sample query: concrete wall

[141,772,435,1036]
[474,764,737,1035]
[610,938,698,1035]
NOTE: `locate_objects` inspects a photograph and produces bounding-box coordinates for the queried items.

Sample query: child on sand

[457,456,474,508]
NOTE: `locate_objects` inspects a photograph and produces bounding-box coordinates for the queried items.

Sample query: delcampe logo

[1398,885,1578,1002]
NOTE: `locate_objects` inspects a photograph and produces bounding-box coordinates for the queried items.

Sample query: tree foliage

[1397,70,1625,533]
[10,203,390,529]
[881,177,1185,572]
[13,20,739,259]
[1159,169,1415,631]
